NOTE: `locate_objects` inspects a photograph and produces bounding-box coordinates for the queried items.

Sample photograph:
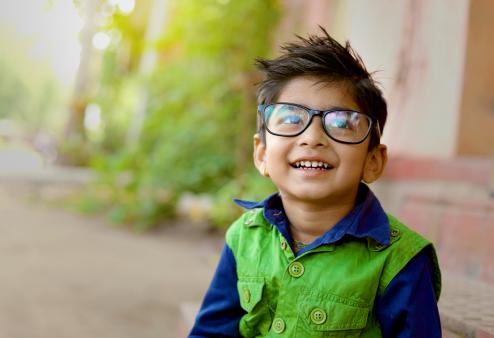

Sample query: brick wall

[375,156,494,284]
[399,194,494,284]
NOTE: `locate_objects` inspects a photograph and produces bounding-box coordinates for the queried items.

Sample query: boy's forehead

[278,76,359,111]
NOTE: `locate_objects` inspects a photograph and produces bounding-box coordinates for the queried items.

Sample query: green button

[310,308,327,324]
[391,228,400,237]
[272,317,285,333]
[288,261,304,278]
[242,287,250,303]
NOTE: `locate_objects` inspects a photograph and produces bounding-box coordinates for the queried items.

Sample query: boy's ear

[253,134,269,177]
[362,144,388,184]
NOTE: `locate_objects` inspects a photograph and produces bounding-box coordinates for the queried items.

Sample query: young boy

[189,29,441,337]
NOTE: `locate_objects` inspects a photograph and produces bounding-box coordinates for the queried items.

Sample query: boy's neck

[281,194,357,245]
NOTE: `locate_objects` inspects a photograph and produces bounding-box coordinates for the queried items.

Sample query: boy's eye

[330,118,349,129]
[280,114,303,125]
[271,105,306,126]
[326,112,361,130]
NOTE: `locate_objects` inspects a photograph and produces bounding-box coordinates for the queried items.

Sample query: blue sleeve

[376,248,441,338]
[189,243,245,338]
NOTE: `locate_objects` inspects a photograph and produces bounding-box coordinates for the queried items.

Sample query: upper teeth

[294,161,330,169]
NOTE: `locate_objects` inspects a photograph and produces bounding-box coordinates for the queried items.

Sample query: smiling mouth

[291,160,334,170]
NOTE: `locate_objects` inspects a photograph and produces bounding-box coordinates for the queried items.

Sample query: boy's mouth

[291,160,333,170]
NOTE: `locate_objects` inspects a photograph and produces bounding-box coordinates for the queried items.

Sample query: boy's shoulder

[384,213,431,250]
[380,213,441,298]
[366,213,434,261]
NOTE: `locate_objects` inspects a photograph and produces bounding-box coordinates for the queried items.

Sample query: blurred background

[1,0,493,337]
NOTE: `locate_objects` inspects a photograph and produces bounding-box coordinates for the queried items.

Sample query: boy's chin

[279,184,360,205]
[281,190,341,204]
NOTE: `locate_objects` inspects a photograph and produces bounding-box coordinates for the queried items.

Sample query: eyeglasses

[258,102,378,144]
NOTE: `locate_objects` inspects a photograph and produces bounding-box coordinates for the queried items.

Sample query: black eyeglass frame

[258,102,380,145]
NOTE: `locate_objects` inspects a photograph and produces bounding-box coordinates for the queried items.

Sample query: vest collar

[234,183,390,250]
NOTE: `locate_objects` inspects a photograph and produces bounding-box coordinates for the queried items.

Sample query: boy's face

[254,76,387,206]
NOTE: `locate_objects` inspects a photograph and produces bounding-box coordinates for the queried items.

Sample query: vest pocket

[237,277,272,337]
[297,291,369,337]
[237,277,265,312]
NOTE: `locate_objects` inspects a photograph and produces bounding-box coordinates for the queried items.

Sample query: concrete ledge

[0,165,95,186]
[440,274,494,338]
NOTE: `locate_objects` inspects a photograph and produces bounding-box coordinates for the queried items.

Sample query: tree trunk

[64,0,99,143]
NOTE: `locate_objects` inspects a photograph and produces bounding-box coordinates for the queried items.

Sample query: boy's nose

[297,116,329,147]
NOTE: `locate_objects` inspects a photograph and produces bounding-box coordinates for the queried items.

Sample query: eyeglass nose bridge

[307,109,325,118]
[302,108,328,134]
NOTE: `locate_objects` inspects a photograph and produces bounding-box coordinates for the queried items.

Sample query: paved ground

[0,184,223,338]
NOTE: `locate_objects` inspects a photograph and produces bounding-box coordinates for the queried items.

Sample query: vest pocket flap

[300,296,369,331]
[237,278,265,312]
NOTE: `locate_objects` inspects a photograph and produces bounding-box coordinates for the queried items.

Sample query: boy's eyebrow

[277,102,357,111]
[307,105,359,112]
[322,105,358,111]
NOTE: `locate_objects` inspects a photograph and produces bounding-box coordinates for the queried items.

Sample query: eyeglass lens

[264,103,371,143]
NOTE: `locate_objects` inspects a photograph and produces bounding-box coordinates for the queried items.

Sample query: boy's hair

[255,27,387,149]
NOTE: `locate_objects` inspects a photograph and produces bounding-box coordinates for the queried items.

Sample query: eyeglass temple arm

[375,121,381,138]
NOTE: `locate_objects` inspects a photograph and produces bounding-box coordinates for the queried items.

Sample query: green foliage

[91,0,280,229]
[210,168,276,227]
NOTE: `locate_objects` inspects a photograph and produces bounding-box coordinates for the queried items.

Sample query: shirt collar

[234,183,390,249]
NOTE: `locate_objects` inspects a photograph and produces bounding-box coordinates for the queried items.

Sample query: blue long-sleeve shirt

[190,185,441,337]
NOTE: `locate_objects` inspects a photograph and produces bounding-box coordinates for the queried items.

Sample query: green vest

[226,209,441,338]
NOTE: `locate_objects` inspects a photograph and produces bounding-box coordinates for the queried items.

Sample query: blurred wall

[279,0,494,159]
[273,0,332,50]
[344,0,470,158]
[456,0,494,157]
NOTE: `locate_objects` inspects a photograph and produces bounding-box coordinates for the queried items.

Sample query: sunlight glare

[84,104,102,131]
[117,0,135,15]
[92,32,111,50]
[0,0,83,86]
